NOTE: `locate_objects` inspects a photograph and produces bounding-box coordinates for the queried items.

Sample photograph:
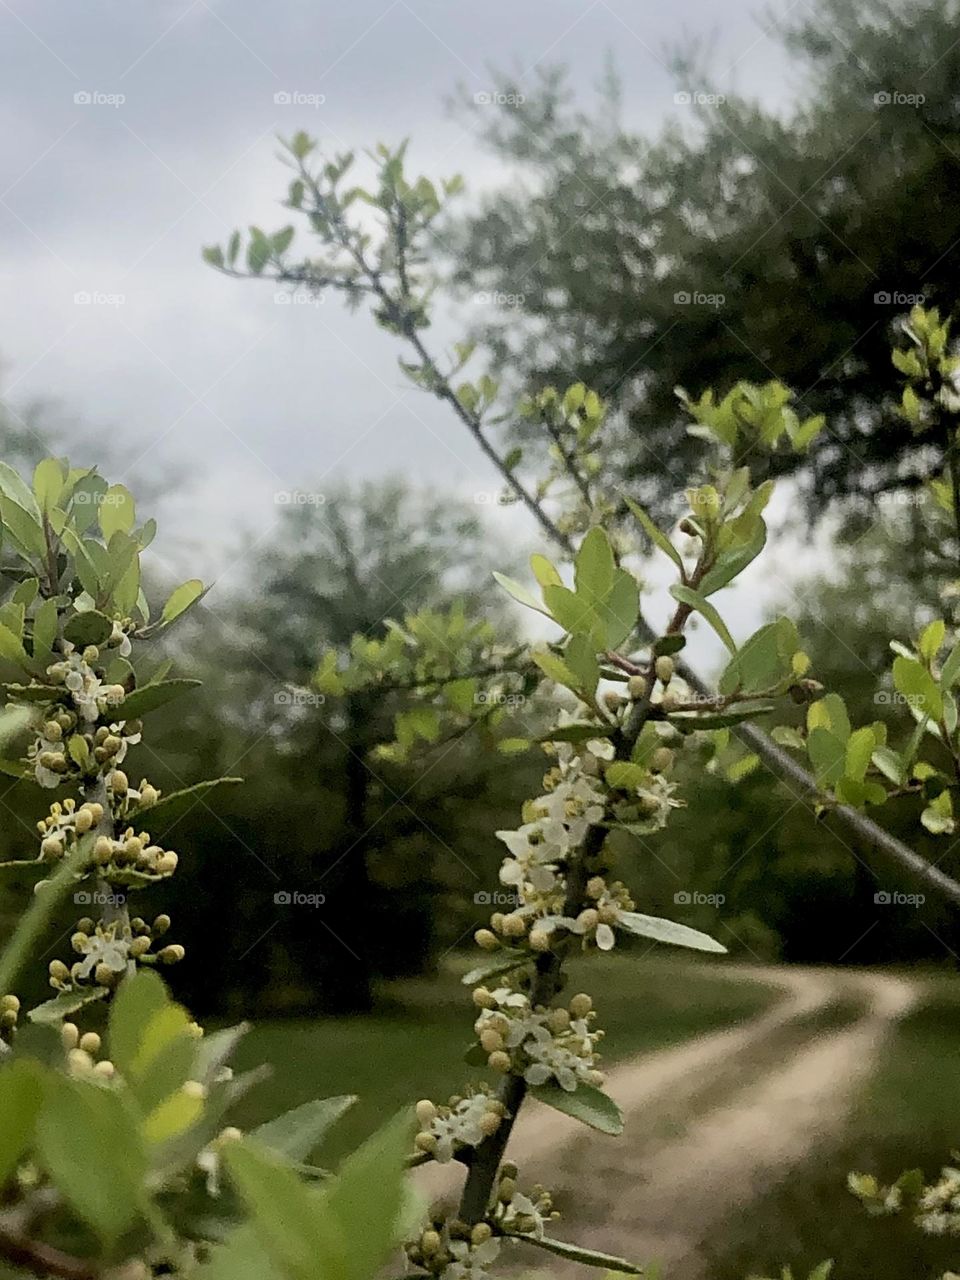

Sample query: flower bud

[420,1230,441,1258]
[414,1131,438,1154]
[627,674,646,700]
[94,1060,115,1079]
[40,836,63,861]
[478,1110,501,1137]
[472,986,496,1009]
[94,963,115,987]
[474,929,498,951]
[157,851,179,874]
[651,746,674,773]
[0,1010,17,1030]
[159,944,185,964]
[480,1028,504,1053]
[94,836,113,864]
[471,1223,493,1245]
[655,655,675,684]
[603,691,624,712]
[152,914,172,936]
[501,1161,518,1179]
[487,1050,511,1074]
[71,932,88,954]
[130,936,151,958]
[576,908,599,931]
[415,1099,437,1126]
[67,1048,92,1073]
[139,784,159,808]
[500,913,526,938]
[82,646,99,664]
[569,993,593,1018]
[0,994,20,1014]
[49,960,69,983]
[102,734,122,756]
[528,927,551,952]
[87,803,104,824]
[61,1022,79,1050]
[74,808,93,834]
[110,770,128,795]
[660,692,679,713]
[79,1032,101,1056]
[498,1177,516,1202]
[547,1007,571,1033]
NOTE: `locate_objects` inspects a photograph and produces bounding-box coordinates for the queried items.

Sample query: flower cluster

[918,1167,960,1236]
[405,1222,501,1280]
[49,912,183,994]
[472,987,602,1092]
[413,1091,506,1163]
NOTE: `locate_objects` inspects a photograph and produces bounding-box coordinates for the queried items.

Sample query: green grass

[227,954,775,1166]
[704,971,960,1280]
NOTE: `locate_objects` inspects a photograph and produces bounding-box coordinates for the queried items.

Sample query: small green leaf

[492,572,550,616]
[161,579,205,625]
[529,1080,623,1135]
[251,1097,357,1164]
[618,911,727,953]
[63,609,113,648]
[510,1233,642,1274]
[33,458,66,512]
[669,585,736,652]
[119,678,201,719]
[98,485,136,541]
[461,950,530,985]
[621,492,683,570]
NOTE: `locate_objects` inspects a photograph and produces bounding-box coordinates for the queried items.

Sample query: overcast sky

[1,0,814,660]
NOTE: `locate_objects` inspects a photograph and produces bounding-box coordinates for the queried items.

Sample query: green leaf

[129,776,242,835]
[871,745,903,786]
[11,578,38,607]
[941,639,960,690]
[621,492,683,570]
[668,703,775,731]
[32,598,58,661]
[669,585,736,653]
[574,527,615,600]
[161,578,205,625]
[0,464,40,519]
[0,1060,44,1187]
[109,970,197,1116]
[119,678,201,719]
[461,949,530,985]
[32,458,66,512]
[98,485,136,541]
[919,619,946,662]
[491,572,549,616]
[0,622,30,670]
[63,609,113,648]
[618,911,727,953]
[845,726,876,783]
[36,1077,147,1248]
[510,1233,642,1274]
[28,987,109,1025]
[531,649,581,695]
[893,655,942,719]
[529,1080,623,1135]
[565,633,600,693]
[530,554,561,588]
[252,1096,357,1164]
[0,496,45,558]
[807,726,847,787]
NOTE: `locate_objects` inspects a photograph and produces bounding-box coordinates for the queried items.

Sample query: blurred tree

[149,481,541,1015]
[450,0,960,524]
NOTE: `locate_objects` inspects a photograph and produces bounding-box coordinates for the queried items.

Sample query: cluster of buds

[918,1166,960,1236]
[413,1090,506,1163]
[35,797,105,864]
[404,1218,500,1279]
[50,913,183,993]
[60,1022,115,1080]
[539,875,636,952]
[0,994,20,1049]
[472,987,602,1092]
[492,1165,558,1238]
[92,818,178,883]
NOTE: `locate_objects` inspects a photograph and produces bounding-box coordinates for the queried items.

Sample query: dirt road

[415,965,918,1278]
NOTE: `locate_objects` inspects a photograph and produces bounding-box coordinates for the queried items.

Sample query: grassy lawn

[228,953,775,1166]
[704,970,960,1280]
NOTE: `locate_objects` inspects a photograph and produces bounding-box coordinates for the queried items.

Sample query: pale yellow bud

[61,1022,79,1050]
[157,851,179,874]
[414,1131,438,1154]
[569,993,593,1018]
[420,1230,442,1257]
[528,927,551,952]
[415,1099,437,1126]
[474,929,498,951]
[488,1050,511,1074]
[478,1111,501,1137]
[628,674,646,699]
[651,746,674,773]
[480,1028,504,1053]
[655,655,675,684]
[0,995,20,1014]
[79,1032,101,1056]
[500,913,527,938]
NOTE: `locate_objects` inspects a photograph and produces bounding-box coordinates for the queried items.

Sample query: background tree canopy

[450,0,960,523]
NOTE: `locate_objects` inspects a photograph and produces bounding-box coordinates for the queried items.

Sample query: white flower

[443,1238,500,1279]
